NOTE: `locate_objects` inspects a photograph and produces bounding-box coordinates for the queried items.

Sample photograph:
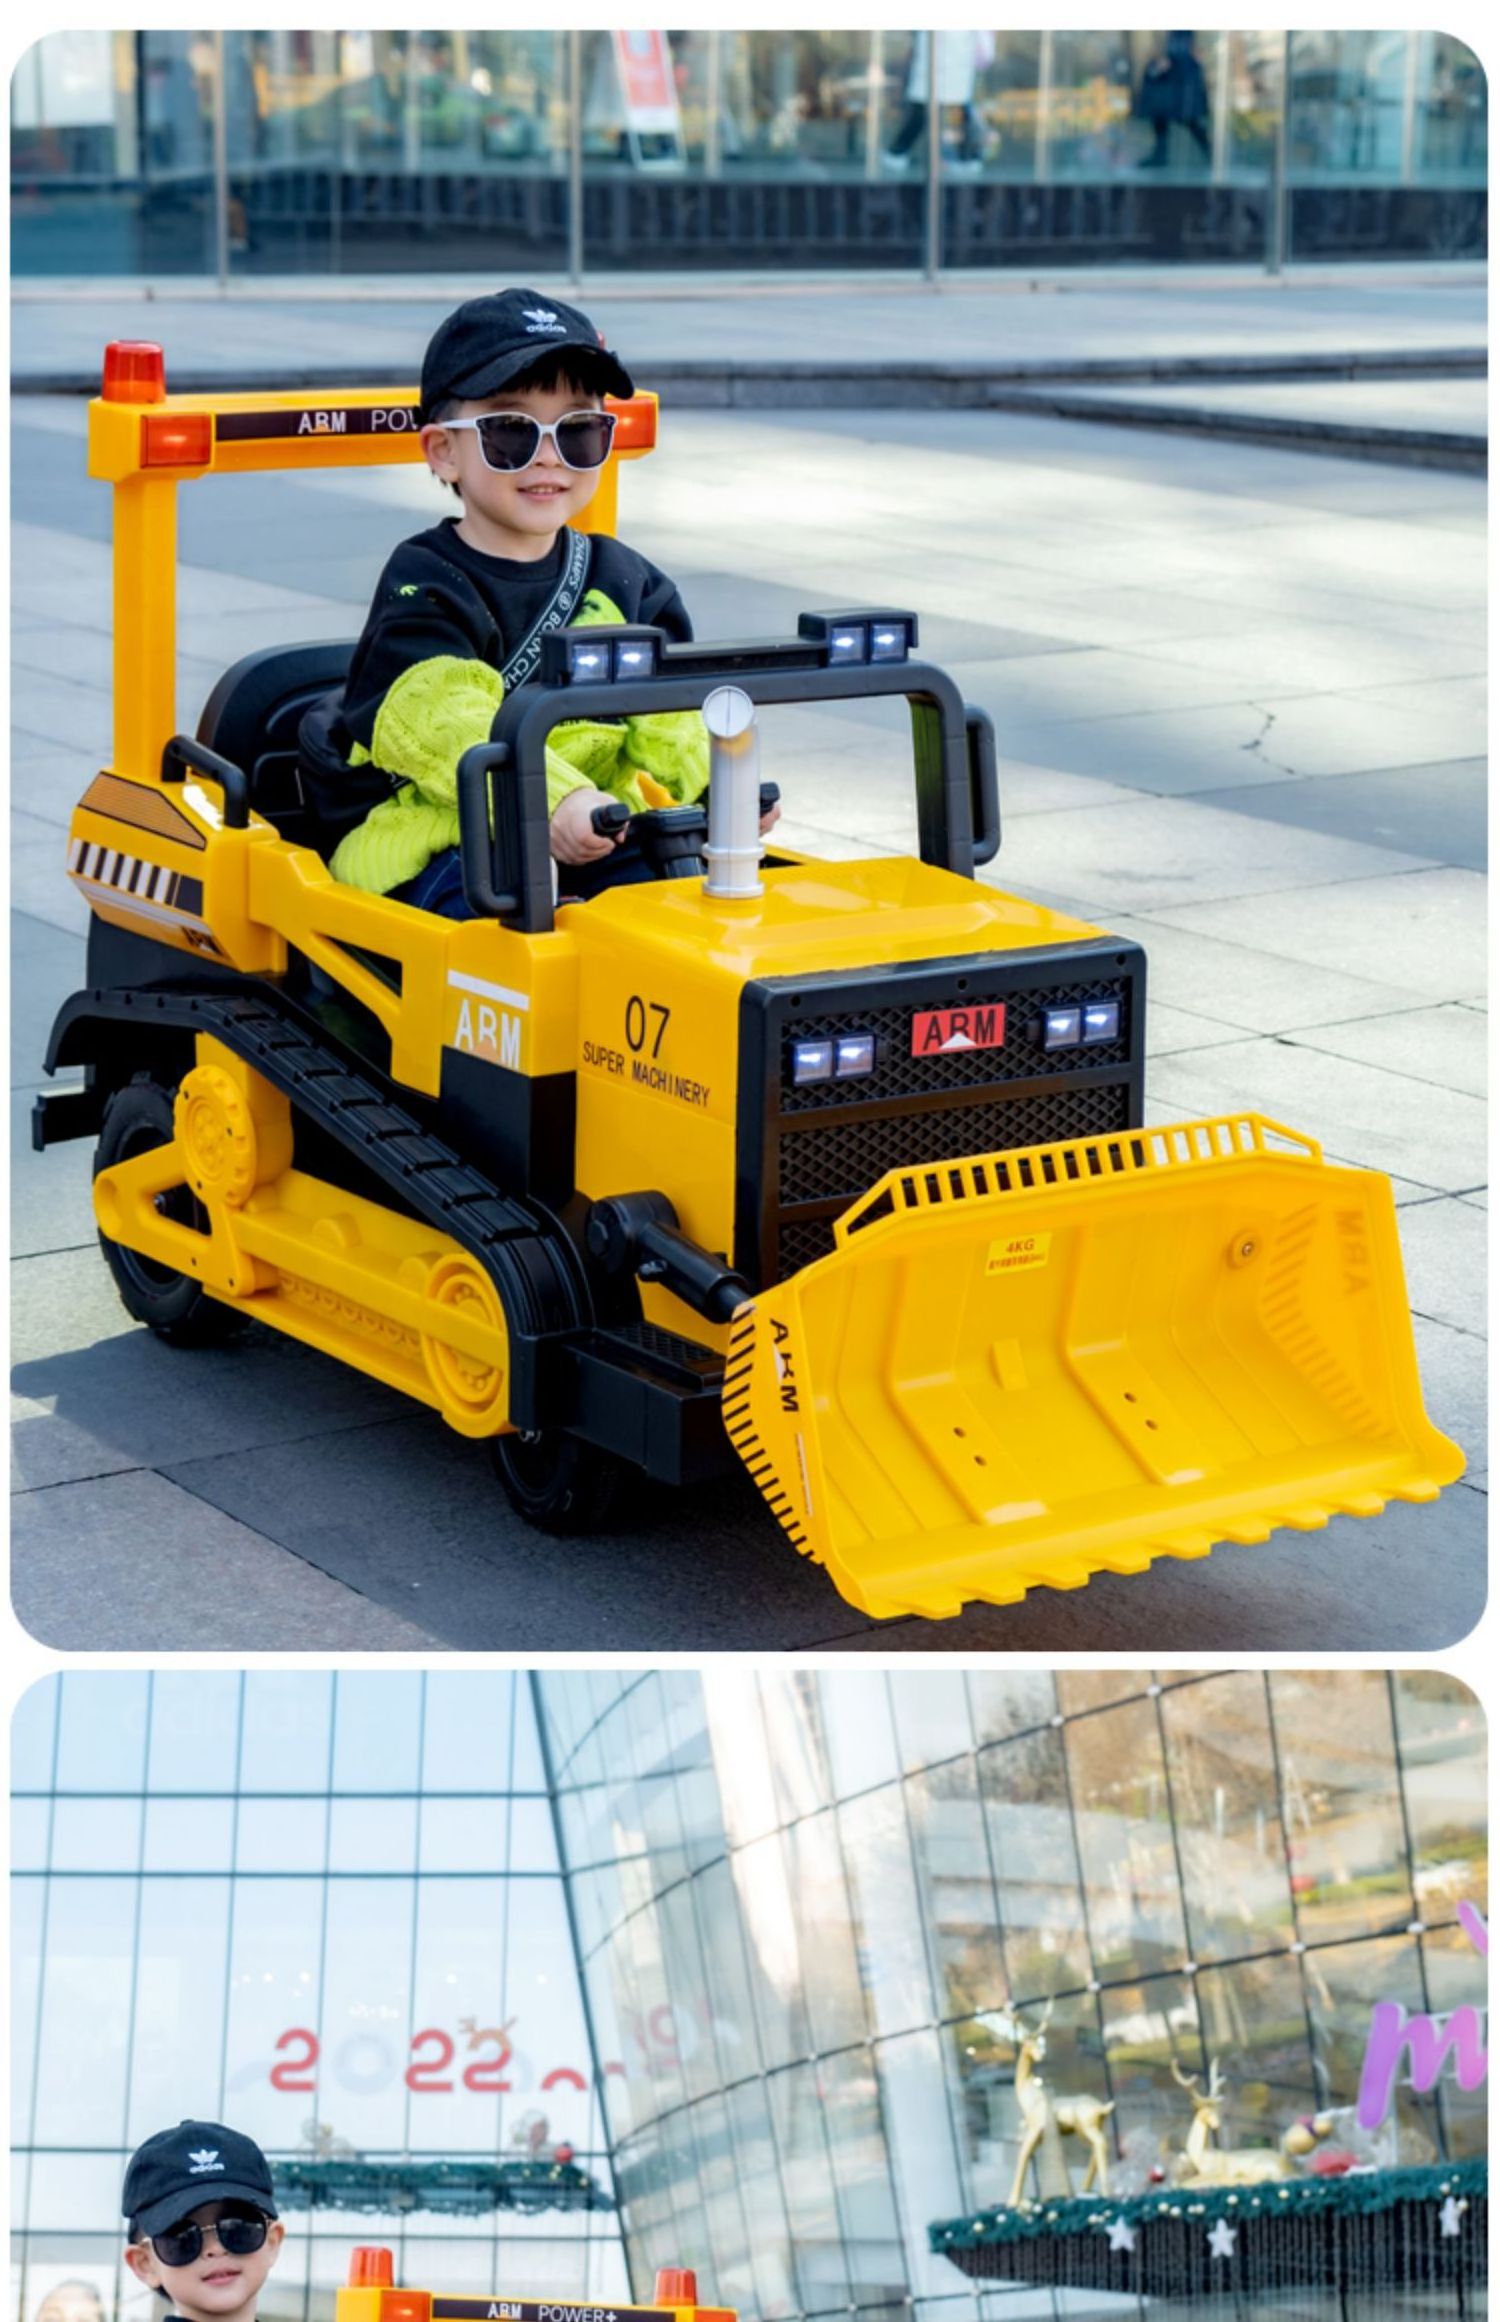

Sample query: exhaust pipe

[702,685,763,900]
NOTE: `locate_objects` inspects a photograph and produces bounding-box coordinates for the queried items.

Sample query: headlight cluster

[792,1033,877,1086]
[829,619,911,666]
[1043,1000,1120,1052]
[563,633,660,683]
[798,609,916,667]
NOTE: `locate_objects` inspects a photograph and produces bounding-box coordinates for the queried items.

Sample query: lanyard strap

[500,529,592,692]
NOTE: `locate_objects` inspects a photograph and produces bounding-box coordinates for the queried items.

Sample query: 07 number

[625,996,670,1058]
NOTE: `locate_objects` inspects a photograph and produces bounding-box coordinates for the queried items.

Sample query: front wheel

[94,1076,248,1347]
[490,1428,624,1535]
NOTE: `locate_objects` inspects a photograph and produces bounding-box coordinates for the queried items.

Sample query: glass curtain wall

[10,30,1487,277]
[11,1673,626,2322]
[534,1670,1486,2322]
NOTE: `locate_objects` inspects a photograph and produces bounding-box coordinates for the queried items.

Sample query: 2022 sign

[268,2023,592,2097]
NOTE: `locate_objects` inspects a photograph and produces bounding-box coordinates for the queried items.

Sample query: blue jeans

[390,848,475,920]
[391,839,657,916]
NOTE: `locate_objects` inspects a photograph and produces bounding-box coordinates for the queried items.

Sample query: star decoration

[1207,2218,1238,2260]
[1106,2218,1137,2254]
[1440,2196,1469,2238]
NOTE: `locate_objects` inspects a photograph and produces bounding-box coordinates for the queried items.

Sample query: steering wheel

[590,784,780,881]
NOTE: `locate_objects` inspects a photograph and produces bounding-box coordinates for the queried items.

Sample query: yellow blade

[723,1114,1464,1621]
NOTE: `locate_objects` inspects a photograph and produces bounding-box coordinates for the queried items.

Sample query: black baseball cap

[419,288,633,423]
[123,2122,278,2239]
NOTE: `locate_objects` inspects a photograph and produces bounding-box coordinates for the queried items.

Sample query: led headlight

[869,621,911,664]
[827,623,867,665]
[1082,1000,1120,1044]
[834,1033,876,1079]
[1043,1006,1082,1051]
[567,638,611,681]
[613,637,658,679]
[792,1039,835,1085]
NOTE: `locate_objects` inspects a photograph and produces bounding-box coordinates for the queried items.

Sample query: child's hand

[550,787,624,866]
[759,800,781,836]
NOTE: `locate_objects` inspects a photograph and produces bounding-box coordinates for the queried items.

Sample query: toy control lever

[590,783,779,844]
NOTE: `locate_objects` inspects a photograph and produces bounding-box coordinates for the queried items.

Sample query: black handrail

[162,734,250,831]
[458,619,993,932]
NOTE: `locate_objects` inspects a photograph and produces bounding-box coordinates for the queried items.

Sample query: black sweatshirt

[341,519,693,750]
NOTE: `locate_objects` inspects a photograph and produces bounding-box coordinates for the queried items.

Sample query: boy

[122,2121,283,2322]
[329,287,740,915]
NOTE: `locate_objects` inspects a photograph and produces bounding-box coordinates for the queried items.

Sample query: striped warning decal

[722,1306,814,1560]
[68,836,214,943]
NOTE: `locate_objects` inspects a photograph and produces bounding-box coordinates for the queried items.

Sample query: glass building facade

[11,1675,627,2322]
[11,1671,1488,2322]
[10,30,1486,279]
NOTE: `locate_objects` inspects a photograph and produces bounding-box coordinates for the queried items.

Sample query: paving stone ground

[9,388,1486,1653]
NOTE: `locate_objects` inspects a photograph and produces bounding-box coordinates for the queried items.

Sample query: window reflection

[1194,1951,1317,2143]
[965,1670,1055,1746]
[146,1673,241,1791]
[33,1878,138,2145]
[820,1670,901,1794]
[241,1670,332,1790]
[1064,1700,1186,1979]
[906,1757,1006,2017]
[1270,1671,1410,1942]
[12,1679,60,1790]
[11,29,1489,281]
[128,1879,230,2141]
[766,2061,847,2310]
[1161,1669,1293,1960]
[1393,1670,1487,1916]
[1303,1933,1435,2160]
[1423,1921,1488,2157]
[1288,29,1411,178]
[1099,1970,1199,2170]
[839,1783,930,2039]
[1415,33,1487,178]
[55,1675,148,1793]
[980,1726,1090,1997]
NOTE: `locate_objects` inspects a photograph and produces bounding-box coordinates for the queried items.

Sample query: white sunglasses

[432,408,617,473]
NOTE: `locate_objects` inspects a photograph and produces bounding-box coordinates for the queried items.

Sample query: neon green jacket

[330,587,707,896]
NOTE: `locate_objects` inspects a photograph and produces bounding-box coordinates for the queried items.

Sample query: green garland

[929,2158,1488,2249]
[272,2155,612,2216]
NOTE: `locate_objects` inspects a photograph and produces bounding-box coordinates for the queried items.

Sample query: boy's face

[422,377,605,556]
[125,2201,284,2322]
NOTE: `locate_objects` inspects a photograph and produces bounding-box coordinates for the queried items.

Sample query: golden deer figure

[1171,2057,1297,2185]
[1006,2001,1116,2207]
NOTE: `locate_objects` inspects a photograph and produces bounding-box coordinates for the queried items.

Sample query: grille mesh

[778,976,1129,1110]
[779,1082,1130,1209]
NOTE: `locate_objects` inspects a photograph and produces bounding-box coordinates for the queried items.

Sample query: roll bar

[457,614,1002,930]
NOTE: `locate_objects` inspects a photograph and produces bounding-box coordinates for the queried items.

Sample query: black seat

[196,641,357,849]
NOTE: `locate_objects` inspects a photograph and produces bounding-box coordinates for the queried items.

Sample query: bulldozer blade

[723,1114,1464,1621]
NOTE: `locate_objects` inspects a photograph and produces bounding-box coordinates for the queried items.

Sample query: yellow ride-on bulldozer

[35,341,1463,1621]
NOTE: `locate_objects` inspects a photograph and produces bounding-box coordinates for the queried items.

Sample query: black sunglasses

[150,2212,269,2268]
[438,409,618,474]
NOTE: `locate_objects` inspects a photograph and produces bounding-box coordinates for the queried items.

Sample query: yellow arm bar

[88,351,656,785]
[88,383,658,480]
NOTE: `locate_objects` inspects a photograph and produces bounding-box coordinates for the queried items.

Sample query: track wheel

[490,1429,624,1535]
[94,1077,248,1347]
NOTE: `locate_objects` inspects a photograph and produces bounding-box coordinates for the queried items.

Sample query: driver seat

[196,641,363,855]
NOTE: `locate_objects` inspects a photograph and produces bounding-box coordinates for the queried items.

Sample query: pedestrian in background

[884,31,995,170]
[1137,30,1211,168]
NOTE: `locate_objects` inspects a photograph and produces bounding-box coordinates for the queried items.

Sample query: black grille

[778,976,1129,1109]
[779,1082,1131,1210]
[738,940,1147,1293]
[777,1216,845,1277]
